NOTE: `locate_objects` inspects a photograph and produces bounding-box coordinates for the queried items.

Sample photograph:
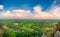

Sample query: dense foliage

[0,20,55,37]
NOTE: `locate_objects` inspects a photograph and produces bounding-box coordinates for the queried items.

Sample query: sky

[0,0,60,19]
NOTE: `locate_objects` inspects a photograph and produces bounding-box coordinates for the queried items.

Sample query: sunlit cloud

[0,1,60,19]
[12,10,31,14]
[0,10,32,19]
[0,5,4,10]
[33,5,60,19]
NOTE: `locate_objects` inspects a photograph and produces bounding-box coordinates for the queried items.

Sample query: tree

[0,23,4,37]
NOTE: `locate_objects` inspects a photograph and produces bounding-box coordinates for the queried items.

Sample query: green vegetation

[0,19,56,37]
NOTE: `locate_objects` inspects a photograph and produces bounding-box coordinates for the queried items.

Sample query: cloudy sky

[0,0,60,19]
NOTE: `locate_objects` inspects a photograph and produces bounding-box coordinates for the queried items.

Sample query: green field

[0,19,59,37]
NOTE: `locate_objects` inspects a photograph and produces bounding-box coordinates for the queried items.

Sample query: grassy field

[0,19,59,37]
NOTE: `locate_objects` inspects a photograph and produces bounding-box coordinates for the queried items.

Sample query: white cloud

[0,1,60,19]
[0,10,32,19]
[0,5,60,19]
[0,5,4,10]
[33,5,60,19]
[12,10,31,14]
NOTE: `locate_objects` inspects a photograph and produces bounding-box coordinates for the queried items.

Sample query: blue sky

[0,0,60,19]
[0,0,54,11]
